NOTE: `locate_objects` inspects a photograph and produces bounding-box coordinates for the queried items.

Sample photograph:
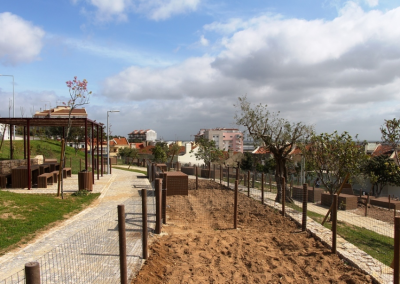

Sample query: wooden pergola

[0,117,105,190]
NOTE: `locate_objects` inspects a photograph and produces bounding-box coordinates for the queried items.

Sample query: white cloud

[77,0,201,22]
[0,12,45,66]
[364,0,379,7]
[100,3,400,140]
[137,0,201,21]
[199,35,209,46]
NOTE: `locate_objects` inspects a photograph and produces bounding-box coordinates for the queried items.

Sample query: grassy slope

[0,139,96,174]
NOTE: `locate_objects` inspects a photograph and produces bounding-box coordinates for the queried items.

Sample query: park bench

[52,171,59,183]
[38,173,54,188]
[63,168,72,178]
[0,173,11,188]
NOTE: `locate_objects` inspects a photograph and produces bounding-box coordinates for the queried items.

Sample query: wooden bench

[52,171,59,183]
[63,168,72,178]
[0,173,11,188]
[38,173,54,188]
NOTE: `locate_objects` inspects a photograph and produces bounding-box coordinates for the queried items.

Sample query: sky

[1,0,400,141]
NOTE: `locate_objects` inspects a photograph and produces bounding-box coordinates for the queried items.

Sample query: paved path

[0,168,154,283]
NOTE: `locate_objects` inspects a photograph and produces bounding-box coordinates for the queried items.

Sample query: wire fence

[1,186,156,284]
[166,180,234,230]
[173,164,395,281]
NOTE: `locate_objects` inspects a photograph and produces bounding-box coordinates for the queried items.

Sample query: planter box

[292,186,324,203]
[165,171,188,196]
[321,193,358,210]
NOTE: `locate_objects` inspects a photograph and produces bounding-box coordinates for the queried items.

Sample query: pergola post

[23,126,26,159]
[10,124,13,159]
[85,118,88,170]
[91,122,94,184]
[27,119,31,190]
[96,124,99,180]
[101,126,103,177]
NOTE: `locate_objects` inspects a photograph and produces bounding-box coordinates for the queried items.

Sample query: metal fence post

[155,179,162,234]
[25,262,40,284]
[332,194,338,254]
[252,171,255,188]
[118,205,128,284]
[234,180,238,229]
[142,189,148,259]
[302,183,308,231]
[236,167,239,181]
[261,173,264,204]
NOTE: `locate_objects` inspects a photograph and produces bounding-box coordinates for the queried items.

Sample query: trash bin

[78,170,93,191]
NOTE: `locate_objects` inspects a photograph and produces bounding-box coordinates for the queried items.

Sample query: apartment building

[195,128,243,153]
[128,129,157,142]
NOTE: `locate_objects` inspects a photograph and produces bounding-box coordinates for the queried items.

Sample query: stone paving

[0,168,154,283]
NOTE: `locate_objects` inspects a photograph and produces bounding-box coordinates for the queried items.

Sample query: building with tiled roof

[109,137,130,157]
[371,144,394,157]
[128,129,157,142]
[33,106,88,118]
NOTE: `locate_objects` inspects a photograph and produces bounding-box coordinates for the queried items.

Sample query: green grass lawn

[112,166,147,175]
[286,202,393,266]
[0,190,100,255]
[0,140,97,174]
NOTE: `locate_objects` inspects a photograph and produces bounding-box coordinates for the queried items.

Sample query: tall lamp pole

[107,110,120,174]
[0,74,14,139]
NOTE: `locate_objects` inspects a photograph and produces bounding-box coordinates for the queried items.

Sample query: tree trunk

[274,157,294,203]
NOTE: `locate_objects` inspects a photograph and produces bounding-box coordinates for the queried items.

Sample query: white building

[177,142,204,166]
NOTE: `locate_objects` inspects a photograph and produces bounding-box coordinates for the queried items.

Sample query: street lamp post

[0,74,14,139]
[107,110,120,174]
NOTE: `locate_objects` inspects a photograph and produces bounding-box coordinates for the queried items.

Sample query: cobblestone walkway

[0,168,154,283]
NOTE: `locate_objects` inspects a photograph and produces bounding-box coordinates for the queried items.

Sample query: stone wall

[0,156,42,174]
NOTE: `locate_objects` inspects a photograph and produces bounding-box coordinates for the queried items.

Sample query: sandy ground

[132,180,372,284]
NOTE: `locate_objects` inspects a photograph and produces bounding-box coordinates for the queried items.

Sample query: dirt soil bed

[353,203,396,224]
[132,180,372,284]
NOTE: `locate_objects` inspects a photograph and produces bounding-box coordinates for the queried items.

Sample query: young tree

[191,137,224,173]
[302,131,367,196]
[151,142,168,163]
[380,118,400,165]
[60,77,91,198]
[235,96,313,202]
[167,143,181,164]
[363,155,400,197]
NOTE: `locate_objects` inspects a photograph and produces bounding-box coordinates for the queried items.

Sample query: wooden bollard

[142,189,148,259]
[25,262,40,284]
[234,180,238,229]
[118,205,128,284]
[332,194,338,254]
